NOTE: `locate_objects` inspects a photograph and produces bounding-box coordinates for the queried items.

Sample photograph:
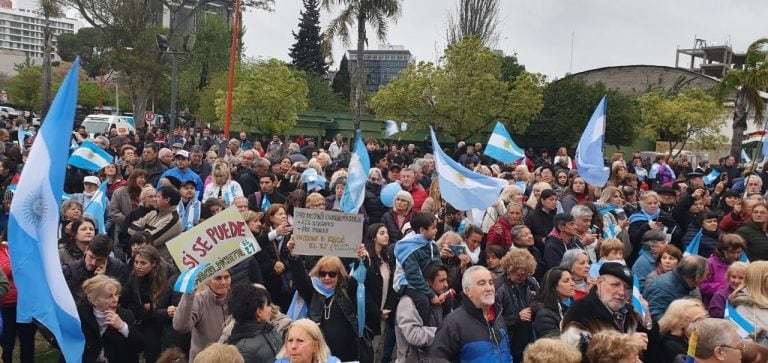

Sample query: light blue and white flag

[484,122,524,163]
[341,129,370,213]
[576,96,610,187]
[68,140,114,172]
[8,58,85,363]
[683,229,702,257]
[83,181,107,234]
[17,124,24,152]
[384,120,400,137]
[632,275,646,321]
[430,127,507,210]
[741,149,752,164]
[350,262,367,337]
[174,263,210,294]
[739,251,750,263]
[725,301,755,338]
[703,169,720,186]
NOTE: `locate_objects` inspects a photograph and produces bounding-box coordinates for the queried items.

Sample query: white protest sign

[292,208,364,258]
[166,205,260,286]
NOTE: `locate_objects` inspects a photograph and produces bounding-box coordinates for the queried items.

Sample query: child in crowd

[485,245,505,280]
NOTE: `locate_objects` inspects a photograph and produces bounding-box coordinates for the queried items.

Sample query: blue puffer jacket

[645,270,694,321]
[430,296,512,363]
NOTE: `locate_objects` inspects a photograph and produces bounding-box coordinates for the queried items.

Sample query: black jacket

[227,321,282,363]
[63,257,128,304]
[495,276,538,362]
[430,296,512,362]
[237,168,260,197]
[363,182,387,225]
[78,303,144,363]
[359,254,398,335]
[531,301,568,338]
[247,190,287,212]
[524,208,556,254]
[627,210,679,266]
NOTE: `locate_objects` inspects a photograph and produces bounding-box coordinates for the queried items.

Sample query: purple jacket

[708,286,734,319]
[699,255,731,307]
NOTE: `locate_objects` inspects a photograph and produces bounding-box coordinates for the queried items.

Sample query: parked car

[0,106,18,120]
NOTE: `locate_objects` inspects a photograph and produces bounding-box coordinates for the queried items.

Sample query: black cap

[686,171,704,180]
[164,176,182,189]
[654,186,676,195]
[599,262,633,287]
[389,164,402,171]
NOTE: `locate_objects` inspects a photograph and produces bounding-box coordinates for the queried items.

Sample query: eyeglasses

[719,339,745,353]
[318,271,338,278]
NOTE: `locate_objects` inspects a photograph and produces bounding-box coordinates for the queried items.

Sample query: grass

[6,333,61,363]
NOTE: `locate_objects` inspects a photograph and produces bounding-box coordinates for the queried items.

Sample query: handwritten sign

[292,208,364,258]
[166,205,260,286]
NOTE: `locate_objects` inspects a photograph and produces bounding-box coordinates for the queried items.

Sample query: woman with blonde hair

[203,161,244,207]
[658,299,708,362]
[193,343,244,363]
[627,191,680,266]
[597,186,631,257]
[729,261,768,330]
[481,184,523,234]
[381,190,414,242]
[420,177,442,216]
[586,330,642,363]
[274,319,340,363]
[525,182,552,211]
[523,338,581,363]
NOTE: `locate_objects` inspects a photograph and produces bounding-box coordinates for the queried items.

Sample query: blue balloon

[380,182,402,208]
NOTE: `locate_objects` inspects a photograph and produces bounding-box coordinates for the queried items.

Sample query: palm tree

[39,0,63,120]
[719,38,768,157]
[321,0,402,129]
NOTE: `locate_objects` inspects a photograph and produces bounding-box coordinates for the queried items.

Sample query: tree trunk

[40,18,53,120]
[730,93,749,158]
[353,14,366,130]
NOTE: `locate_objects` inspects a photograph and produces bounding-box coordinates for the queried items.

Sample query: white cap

[83,176,100,185]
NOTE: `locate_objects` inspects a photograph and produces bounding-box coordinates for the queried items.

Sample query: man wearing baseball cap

[156,149,203,200]
[561,262,657,358]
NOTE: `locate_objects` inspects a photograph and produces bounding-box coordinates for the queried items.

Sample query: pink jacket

[699,254,731,307]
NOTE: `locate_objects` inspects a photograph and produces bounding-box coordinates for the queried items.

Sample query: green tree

[446,0,500,47]
[289,0,328,75]
[214,59,308,135]
[304,71,348,112]
[322,0,402,129]
[500,53,525,84]
[331,54,350,101]
[529,78,641,148]
[55,27,106,78]
[197,71,232,124]
[718,38,768,157]
[639,90,726,157]
[39,0,63,120]
[8,67,42,113]
[371,37,545,140]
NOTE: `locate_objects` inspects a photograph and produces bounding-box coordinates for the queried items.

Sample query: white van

[81,114,136,137]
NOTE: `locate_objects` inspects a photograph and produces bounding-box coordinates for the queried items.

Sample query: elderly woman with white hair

[559,249,594,301]
[481,184,523,233]
[381,190,414,242]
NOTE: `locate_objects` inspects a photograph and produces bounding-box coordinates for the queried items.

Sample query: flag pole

[224,0,241,139]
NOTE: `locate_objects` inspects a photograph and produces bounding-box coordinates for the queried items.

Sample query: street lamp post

[156,34,195,133]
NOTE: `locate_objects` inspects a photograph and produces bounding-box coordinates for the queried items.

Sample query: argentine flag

[484,122,524,163]
[174,263,210,294]
[725,301,755,338]
[683,229,702,257]
[8,59,85,362]
[702,169,720,186]
[68,140,114,172]
[84,181,108,234]
[632,275,647,322]
[340,129,370,213]
[576,96,610,187]
[430,127,507,211]
[384,120,400,137]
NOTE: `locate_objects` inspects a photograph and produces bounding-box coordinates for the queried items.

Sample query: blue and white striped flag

[17,124,24,152]
[725,301,755,338]
[8,58,85,362]
[340,129,370,213]
[683,229,702,257]
[384,120,400,137]
[632,275,646,321]
[702,169,720,185]
[83,181,107,234]
[174,263,210,294]
[739,251,750,263]
[430,127,508,210]
[484,122,524,163]
[576,96,610,187]
[68,140,114,172]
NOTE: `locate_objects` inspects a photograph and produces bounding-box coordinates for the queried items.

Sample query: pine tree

[289,0,328,75]
[332,55,351,101]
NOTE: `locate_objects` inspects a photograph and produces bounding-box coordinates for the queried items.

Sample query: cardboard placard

[292,208,364,258]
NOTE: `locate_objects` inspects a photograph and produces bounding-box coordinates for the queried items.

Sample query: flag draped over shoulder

[576,96,610,187]
[8,58,85,363]
[84,181,108,234]
[68,140,114,172]
[484,122,524,163]
[725,301,755,339]
[430,127,507,211]
[340,129,370,213]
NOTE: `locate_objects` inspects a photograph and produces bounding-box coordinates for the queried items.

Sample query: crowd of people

[0,122,766,363]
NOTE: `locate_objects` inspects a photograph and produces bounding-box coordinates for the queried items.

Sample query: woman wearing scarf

[287,253,377,363]
[627,191,679,267]
[597,186,631,258]
[172,269,232,362]
[255,203,296,312]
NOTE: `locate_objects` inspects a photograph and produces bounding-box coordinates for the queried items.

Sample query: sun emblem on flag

[21,186,47,228]
[503,140,510,148]
[84,149,96,160]
[455,172,466,185]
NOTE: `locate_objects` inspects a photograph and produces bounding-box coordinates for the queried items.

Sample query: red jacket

[406,184,428,212]
[487,217,514,250]
[0,244,17,304]
[719,211,747,233]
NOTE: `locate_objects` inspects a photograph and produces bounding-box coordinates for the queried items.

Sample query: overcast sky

[242,0,768,80]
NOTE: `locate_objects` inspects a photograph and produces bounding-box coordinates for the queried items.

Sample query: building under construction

[675,38,746,78]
